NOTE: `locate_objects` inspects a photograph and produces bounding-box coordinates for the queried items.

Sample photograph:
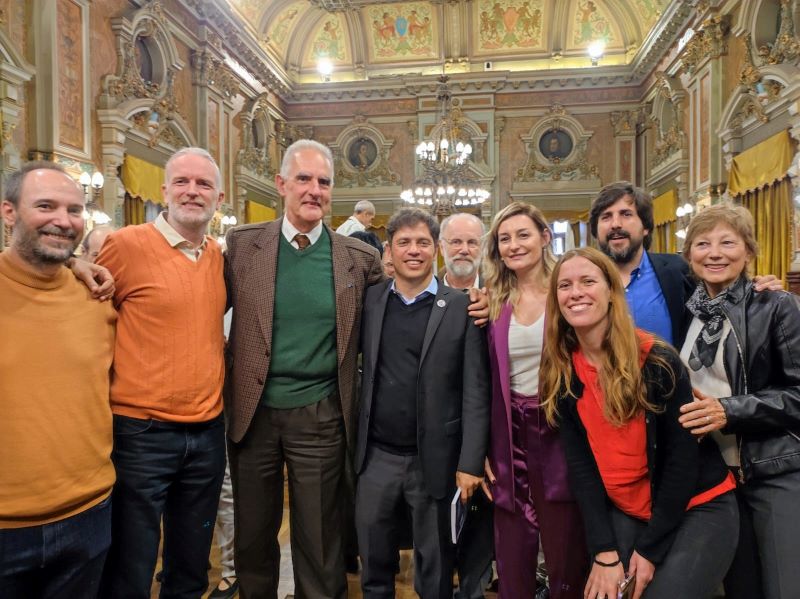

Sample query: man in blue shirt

[590,181,688,345]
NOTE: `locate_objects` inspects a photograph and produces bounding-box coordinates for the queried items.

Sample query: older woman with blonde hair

[481,202,587,599]
[677,203,800,599]
[540,247,738,599]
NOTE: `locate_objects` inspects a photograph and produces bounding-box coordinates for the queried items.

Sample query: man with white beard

[439,212,484,290]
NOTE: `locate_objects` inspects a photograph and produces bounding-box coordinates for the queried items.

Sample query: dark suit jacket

[224,218,384,444]
[648,251,693,347]
[355,279,491,500]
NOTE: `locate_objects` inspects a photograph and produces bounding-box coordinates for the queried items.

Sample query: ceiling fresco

[227,0,673,83]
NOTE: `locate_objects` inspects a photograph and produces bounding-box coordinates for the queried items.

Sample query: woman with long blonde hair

[481,202,587,599]
[540,247,738,599]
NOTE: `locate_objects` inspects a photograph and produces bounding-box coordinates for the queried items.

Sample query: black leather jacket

[716,278,800,481]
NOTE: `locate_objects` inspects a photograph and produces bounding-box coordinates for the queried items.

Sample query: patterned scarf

[686,283,728,371]
[685,277,743,371]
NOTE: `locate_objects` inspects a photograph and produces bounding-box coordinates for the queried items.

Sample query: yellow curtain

[728,130,794,195]
[739,177,792,284]
[728,130,795,284]
[124,193,145,226]
[650,189,678,254]
[121,155,166,206]
[245,201,276,223]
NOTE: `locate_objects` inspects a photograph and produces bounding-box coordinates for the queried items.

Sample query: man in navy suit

[354,207,490,599]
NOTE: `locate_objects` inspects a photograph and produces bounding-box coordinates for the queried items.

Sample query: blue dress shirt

[625,251,673,344]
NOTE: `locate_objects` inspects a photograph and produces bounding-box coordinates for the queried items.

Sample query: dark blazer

[648,251,693,346]
[224,218,385,444]
[355,279,491,500]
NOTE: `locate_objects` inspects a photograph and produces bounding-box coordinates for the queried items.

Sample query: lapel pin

[437,299,446,308]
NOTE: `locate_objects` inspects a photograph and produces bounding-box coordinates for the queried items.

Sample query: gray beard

[445,258,479,279]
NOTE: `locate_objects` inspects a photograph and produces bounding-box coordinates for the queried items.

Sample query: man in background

[79,224,114,263]
[439,212,484,290]
[336,199,375,236]
[0,162,116,596]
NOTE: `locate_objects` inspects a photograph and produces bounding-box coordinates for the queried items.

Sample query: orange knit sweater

[0,252,116,527]
[97,223,226,422]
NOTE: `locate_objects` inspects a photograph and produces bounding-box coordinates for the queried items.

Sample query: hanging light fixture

[400,75,490,214]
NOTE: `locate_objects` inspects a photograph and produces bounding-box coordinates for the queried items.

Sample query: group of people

[1,138,798,599]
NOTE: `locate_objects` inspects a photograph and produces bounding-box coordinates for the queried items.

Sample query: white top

[680,316,739,466]
[282,217,324,248]
[335,215,365,237]
[508,312,545,396]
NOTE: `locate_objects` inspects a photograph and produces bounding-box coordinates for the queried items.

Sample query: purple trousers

[493,392,588,599]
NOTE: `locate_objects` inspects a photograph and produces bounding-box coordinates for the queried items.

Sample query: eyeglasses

[442,238,481,250]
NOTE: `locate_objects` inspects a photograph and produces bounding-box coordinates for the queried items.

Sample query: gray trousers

[355,446,454,599]
[229,393,347,599]
[611,492,739,599]
[740,469,800,599]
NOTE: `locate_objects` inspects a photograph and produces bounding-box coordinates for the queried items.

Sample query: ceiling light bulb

[79,172,91,187]
[317,58,333,77]
[588,41,605,60]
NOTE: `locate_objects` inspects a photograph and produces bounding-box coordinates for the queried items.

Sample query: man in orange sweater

[0,162,116,596]
[97,148,227,598]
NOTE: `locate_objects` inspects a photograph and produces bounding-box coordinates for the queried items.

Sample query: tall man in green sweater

[224,140,385,599]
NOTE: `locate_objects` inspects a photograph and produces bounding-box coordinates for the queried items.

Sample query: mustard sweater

[0,251,116,527]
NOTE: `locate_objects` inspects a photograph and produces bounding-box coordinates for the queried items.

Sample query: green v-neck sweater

[261,229,337,409]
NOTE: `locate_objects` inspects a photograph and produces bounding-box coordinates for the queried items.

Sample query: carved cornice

[192,50,240,99]
[180,0,291,98]
[681,15,730,75]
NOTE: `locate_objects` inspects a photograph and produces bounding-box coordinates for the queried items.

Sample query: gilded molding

[757,0,800,65]
[681,15,730,75]
[610,110,639,137]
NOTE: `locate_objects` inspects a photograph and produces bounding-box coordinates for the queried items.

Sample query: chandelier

[401,75,490,214]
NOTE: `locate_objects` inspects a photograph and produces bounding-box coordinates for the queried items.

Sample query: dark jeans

[100,414,226,599]
[0,495,111,598]
[612,492,739,599]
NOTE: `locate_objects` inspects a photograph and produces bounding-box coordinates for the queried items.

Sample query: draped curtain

[245,201,276,224]
[121,155,167,226]
[650,189,678,254]
[728,130,795,284]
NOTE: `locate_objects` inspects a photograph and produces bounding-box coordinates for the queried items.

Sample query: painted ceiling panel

[226,0,677,78]
[364,2,439,63]
[304,13,352,66]
[474,0,547,55]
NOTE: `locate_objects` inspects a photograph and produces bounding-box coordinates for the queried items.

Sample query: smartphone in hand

[618,574,635,599]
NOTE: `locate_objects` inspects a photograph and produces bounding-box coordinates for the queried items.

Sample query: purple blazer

[487,303,574,513]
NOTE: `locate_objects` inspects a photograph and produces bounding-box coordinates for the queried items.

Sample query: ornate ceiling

[224,0,686,88]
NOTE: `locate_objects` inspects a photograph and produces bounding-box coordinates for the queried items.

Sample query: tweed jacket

[224,218,384,444]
